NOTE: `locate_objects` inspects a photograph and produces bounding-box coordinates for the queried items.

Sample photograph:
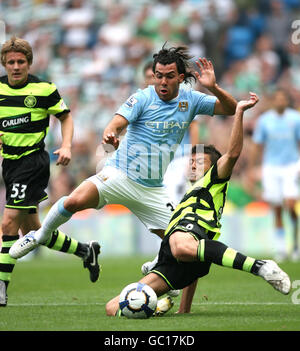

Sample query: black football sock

[44,230,88,258]
[197,239,264,274]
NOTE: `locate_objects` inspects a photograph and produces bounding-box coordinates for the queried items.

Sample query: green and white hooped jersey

[0,74,70,160]
[165,163,230,237]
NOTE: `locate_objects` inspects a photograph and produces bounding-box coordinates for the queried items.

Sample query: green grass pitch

[0,253,299,331]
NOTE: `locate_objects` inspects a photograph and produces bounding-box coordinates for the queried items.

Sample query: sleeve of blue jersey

[116,90,145,123]
[192,91,217,116]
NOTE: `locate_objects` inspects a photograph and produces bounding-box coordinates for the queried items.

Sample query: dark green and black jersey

[165,163,230,239]
[0,74,70,160]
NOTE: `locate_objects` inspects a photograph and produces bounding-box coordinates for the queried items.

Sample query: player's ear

[178,73,185,83]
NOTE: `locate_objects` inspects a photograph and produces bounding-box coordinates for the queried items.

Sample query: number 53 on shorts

[10,183,27,203]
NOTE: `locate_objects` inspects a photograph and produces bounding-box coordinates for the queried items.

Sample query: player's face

[154,62,184,101]
[187,152,212,182]
[4,51,30,87]
[273,91,289,112]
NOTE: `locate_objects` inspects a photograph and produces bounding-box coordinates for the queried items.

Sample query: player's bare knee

[170,239,189,261]
[63,195,84,213]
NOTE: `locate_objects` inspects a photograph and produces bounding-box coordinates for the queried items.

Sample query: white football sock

[35,197,73,244]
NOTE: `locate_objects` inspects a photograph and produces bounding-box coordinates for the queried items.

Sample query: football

[119,282,157,319]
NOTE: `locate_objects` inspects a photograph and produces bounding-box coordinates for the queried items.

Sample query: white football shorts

[262,162,300,205]
[86,166,174,232]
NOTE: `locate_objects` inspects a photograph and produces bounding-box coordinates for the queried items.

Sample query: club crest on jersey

[24,95,37,108]
[178,101,188,112]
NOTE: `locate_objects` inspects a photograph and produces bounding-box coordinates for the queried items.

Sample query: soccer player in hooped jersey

[10,44,237,311]
[0,37,101,307]
[105,92,292,317]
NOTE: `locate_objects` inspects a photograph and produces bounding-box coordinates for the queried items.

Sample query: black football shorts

[150,220,217,290]
[2,150,50,212]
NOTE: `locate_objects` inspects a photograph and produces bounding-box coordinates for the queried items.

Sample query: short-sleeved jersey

[0,74,70,160]
[106,85,216,187]
[164,163,230,237]
[252,108,300,165]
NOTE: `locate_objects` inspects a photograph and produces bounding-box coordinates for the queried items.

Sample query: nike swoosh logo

[13,199,24,204]
[90,245,96,266]
[0,98,6,101]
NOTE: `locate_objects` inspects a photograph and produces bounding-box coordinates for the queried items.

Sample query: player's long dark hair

[152,43,196,84]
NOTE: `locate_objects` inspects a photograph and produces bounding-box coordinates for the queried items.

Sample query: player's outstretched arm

[195,58,237,116]
[102,114,129,151]
[217,92,259,179]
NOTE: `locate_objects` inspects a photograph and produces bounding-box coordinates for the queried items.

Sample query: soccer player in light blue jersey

[250,89,300,261]
[10,44,237,312]
[143,60,201,205]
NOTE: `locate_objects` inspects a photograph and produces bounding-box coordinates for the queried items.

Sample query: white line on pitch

[7,301,296,307]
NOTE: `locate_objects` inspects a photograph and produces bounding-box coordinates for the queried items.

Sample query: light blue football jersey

[252,108,300,165]
[105,85,216,187]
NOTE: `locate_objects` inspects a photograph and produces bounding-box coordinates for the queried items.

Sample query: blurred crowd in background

[1,0,300,210]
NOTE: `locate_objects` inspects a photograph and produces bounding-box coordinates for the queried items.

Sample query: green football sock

[44,230,88,258]
[0,235,18,287]
[197,239,264,274]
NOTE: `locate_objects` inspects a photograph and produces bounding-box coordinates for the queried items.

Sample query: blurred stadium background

[1,0,300,258]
